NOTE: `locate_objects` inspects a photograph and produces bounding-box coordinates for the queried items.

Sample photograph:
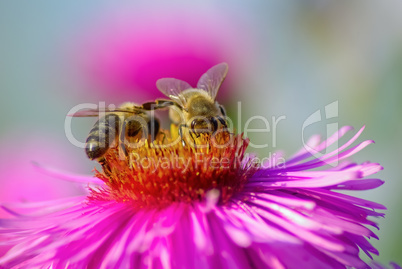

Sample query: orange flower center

[89,130,256,208]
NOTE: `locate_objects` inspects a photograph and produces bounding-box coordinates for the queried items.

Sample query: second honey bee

[72,102,160,161]
[142,63,229,144]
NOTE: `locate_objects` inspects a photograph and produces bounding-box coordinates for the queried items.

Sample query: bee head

[190,116,228,134]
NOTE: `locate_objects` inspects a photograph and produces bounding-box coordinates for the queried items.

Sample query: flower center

[89,130,255,208]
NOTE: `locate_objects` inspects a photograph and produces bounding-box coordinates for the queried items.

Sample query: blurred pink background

[72,6,255,104]
[0,131,86,218]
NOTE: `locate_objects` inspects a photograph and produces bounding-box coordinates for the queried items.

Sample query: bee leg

[217,116,227,128]
[118,120,130,161]
[142,99,175,110]
[217,116,233,135]
[118,142,129,161]
[210,117,219,134]
[190,120,201,139]
[192,131,200,138]
[179,124,187,147]
[147,117,160,142]
[121,116,144,160]
[189,130,198,147]
[158,132,166,143]
[98,157,112,177]
[212,116,232,143]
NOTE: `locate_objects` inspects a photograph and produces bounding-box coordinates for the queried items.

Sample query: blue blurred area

[0,1,401,264]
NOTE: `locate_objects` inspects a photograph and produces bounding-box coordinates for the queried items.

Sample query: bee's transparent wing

[68,108,141,117]
[68,109,102,117]
[156,78,192,107]
[197,63,228,100]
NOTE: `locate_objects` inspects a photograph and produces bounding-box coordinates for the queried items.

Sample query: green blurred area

[0,1,401,264]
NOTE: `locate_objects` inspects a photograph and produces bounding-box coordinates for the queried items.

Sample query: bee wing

[68,108,142,117]
[197,63,228,100]
[68,109,102,117]
[156,78,192,107]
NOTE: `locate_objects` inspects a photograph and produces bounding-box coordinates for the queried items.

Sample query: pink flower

[0,126,392,268]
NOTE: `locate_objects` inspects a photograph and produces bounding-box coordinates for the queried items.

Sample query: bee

[142,63,229,145]
[71,102,160,161]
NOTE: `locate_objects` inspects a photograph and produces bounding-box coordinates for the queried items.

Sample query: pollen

[89,129,256,208]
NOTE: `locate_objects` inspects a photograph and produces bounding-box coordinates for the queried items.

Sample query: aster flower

[0,126,392,268]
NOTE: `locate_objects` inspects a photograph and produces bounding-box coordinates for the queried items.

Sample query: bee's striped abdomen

[85,114,120,160]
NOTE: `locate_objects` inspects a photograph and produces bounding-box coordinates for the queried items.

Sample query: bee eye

[210,117,218,133]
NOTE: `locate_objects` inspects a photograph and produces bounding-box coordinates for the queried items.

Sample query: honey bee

[71,102,160,161]
[142,63,229,144]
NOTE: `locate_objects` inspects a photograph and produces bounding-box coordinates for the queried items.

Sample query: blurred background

[0,0,401,264]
